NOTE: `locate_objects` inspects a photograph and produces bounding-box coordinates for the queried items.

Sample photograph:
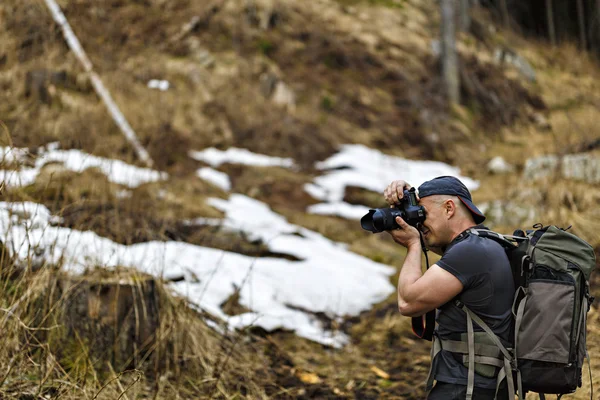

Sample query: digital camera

[360,187,426,233]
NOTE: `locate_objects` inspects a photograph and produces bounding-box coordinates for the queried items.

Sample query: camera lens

[361,208,402,233]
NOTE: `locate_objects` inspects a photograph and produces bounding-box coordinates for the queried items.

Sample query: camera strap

[412,310,436,341]
[411,229,436,341]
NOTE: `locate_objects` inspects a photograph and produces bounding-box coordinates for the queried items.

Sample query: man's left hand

[387,216,420,248]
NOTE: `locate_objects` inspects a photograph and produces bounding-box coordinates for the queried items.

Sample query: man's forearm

[397,243,423,310]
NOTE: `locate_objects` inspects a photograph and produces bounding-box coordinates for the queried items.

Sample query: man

[383,176,514,399]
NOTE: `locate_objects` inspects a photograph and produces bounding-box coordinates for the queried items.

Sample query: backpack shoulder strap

[468,228,523,249]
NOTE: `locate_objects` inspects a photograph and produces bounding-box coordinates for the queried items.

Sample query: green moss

[256,38,276,56]
[378,379,393,388]
[321,95,335,111]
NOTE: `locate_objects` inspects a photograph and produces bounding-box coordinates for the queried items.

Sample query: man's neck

[449,220,478,242]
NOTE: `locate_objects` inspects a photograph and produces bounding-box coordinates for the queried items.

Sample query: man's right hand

[383,180,413,206]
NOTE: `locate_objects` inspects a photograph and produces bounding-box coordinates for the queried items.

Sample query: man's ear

[445,199,456,219]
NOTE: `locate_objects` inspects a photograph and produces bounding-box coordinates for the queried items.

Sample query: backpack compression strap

[456,301,523,400]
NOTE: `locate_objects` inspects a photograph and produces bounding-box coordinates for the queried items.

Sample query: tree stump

[59,275,160,372]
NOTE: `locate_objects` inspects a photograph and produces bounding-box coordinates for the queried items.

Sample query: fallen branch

[42,0,155,168]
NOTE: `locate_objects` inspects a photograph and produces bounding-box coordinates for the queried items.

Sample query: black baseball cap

[417,176,485,223]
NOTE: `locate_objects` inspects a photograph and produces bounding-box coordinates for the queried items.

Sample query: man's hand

[383,180,418,206]
[387,216,420,248]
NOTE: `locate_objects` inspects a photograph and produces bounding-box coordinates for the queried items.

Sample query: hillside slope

[0,0,599,398]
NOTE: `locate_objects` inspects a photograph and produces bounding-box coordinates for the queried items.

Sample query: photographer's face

[418,197,452,249]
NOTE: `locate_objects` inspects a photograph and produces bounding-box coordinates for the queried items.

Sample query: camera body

[361,188,426,233]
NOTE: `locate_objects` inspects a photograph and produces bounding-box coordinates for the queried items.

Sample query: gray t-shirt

[433,227,515,389]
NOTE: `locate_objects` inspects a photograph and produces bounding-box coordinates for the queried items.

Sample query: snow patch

[147,79,170,91]
[0,195,394,347]
[190,147,295,169]
[306,144,478,219]
[0,146,167,188]
[196,167,231,191]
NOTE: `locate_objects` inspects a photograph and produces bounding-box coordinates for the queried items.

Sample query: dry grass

[1,0,600,398]
[0,262,284,399]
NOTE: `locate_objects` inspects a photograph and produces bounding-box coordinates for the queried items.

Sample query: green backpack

[439,225,597,400]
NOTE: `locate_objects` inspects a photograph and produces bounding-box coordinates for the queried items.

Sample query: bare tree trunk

[576,0,588,49]
[440,0,460,104]
[499,0,510,28]
[594,0,600,54]
[459,0,471,32]
[60,277,160,371]
[546,0,556,46]
[588,0,599,48]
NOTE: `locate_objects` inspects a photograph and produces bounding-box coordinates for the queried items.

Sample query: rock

[561,153,600,184]
[478,200,537,227]
[487,156,514,174]
[523,155,559,181]
[259,72,278,97]
[271,81,296,111]
[494,47,536,83]
[524,153,600,184]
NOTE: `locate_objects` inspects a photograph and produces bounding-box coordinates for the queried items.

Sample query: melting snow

[0,143,480,346]
[0,146,167,188]
[0,195,394,347]
[306,144,479,219]
[0,147,29,164]
[196,167,231,191]
[307,202,370,220]
[147,79,170,91]
[190,147,296,169]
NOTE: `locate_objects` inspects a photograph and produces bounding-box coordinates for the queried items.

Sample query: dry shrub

[0,262,276,399]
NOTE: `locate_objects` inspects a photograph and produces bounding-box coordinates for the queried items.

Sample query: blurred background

[0,0,599,398]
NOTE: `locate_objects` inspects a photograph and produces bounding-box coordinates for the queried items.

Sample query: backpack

[451,225,597,399]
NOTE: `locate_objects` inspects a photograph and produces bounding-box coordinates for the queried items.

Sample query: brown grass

[0,263,283,399]
[1,0,600,398]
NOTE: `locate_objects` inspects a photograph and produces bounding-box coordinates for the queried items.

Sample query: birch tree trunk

[546,0,556,46]
[440,0,460,104]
